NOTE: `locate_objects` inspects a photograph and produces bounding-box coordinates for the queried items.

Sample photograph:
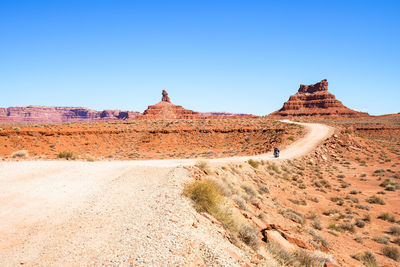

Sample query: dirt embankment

[0,118,303,160]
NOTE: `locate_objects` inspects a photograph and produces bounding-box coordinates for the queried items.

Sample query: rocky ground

[1,118,398,266]
[0,161,252,266]
[186,116,400,266]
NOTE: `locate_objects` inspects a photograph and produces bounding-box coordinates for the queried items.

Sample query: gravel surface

[0,121,333,266]
[0,162,247,266]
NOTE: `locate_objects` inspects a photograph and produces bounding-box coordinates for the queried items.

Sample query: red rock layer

[270,79,369,118]
[0,106,141,123]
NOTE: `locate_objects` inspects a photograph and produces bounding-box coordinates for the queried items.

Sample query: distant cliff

[0,91,256,123]
[0,106,141,123]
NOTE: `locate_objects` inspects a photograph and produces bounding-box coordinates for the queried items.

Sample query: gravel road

[0,121,333,266]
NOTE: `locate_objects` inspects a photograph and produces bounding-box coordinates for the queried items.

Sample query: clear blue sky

[0,0,399,115]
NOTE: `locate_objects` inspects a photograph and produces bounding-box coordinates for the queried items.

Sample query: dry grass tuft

[57,151,77,160]
[12,150,29,158]
[238,224,260,250]
[352,251,379,267]
[247,159,259,169]
[381,245,399,261]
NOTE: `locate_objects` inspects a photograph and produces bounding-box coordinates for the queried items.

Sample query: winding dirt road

[0,121,333,266]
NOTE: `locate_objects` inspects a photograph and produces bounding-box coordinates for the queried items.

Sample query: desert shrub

[292,249,314,267]
[265,242,293,265]
[355,218,366,228]
[366,195,385,205]
[330,197,343,202]
[354,236,364,244]
[311,218,323,230]
[209,178,232,197]
[352,251,379,267]
[340,222,355,233]
[289,198,307,206]
[11,150,28,158]
[307,196,319,203]
[380,179,400,191]
[374,169,386,174]
[323,209,339,216]
[320,179,331,188]
[363,214,371,223]
[305,211,317,220]
[356,204,371,210]
[350,189,359,194]
[393,237,400,245]
[347,196,359,203]
[378,212,396,222]
[330,197,344,206]
[381,246,399,261]
[328,222,355,233]
[389,225,400,236]
[280,208,305,224]
[241,184,256,197]
[258,184,269,194]
[238,224,260,250]
[184,180,237,231]
[268,162,281,174]
[298,183,307,189]
[233,195,248,211]
[247,159,259,169]
[184,180,223,212]
[341,182,351,188]
[57,151,76,160]
[373,236,390,244]
[307,228,329,248]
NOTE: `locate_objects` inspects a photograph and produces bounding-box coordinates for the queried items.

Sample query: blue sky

[0,0,399,115]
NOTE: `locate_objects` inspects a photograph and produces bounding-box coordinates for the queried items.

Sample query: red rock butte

[140,90,257,120]
[140,90,203,120]
[270,79,369,118]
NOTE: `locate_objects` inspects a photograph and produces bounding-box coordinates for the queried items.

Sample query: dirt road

[0,121,333,266]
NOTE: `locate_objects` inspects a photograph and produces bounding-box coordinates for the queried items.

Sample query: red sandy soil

[188,116,400,266]
[0,118,303,161]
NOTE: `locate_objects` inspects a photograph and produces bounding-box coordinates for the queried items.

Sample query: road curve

[0,121,334,266]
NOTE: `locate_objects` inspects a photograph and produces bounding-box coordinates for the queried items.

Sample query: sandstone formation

[270,79,369,118]
[141,90,202,120]
[161,90,171,103]
[140,90,257,120]
[0,106,141,123]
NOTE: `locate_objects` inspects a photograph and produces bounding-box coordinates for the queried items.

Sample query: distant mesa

[270,79,369,118]
[0,90,255,123]
[0,106,141,123]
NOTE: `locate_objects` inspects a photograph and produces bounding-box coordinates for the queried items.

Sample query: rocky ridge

[0,90,255,123]
[270,79,369,118]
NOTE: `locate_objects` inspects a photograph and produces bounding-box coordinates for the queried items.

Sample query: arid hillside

[0,118,303,160]
[184,117,400,266]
